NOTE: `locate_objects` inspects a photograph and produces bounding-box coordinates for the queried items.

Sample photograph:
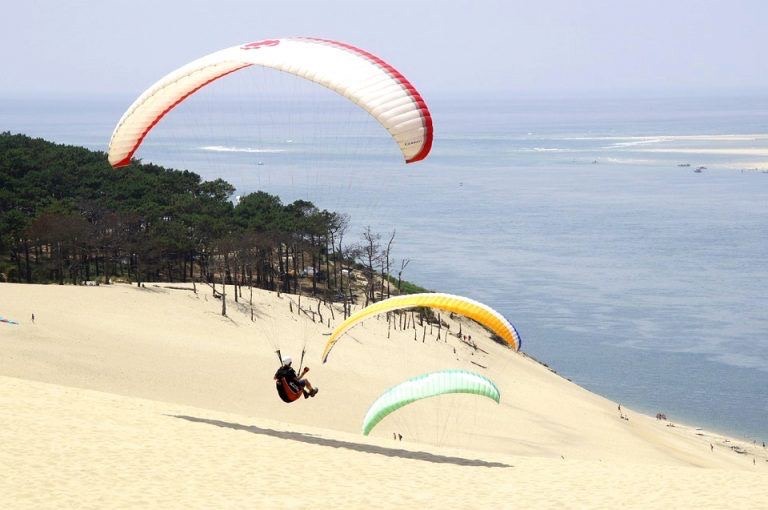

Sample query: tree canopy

[0,132,348,293]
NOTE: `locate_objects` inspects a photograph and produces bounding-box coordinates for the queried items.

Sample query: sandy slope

[1,282,766,507]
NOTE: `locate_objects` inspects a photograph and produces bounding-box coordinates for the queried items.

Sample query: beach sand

[1,282,766,508]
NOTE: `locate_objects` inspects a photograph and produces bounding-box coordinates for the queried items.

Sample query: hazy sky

[1,0,766,99]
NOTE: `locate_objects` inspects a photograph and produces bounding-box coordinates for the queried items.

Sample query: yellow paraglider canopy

[322,293,521,362]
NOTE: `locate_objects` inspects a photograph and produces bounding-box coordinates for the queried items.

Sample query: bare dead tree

[359,226,382,306]
[220,255,227,317]
[382,230,395,299]
[340,244,361,319]
[327,213,350,294]
[397,258,410,293]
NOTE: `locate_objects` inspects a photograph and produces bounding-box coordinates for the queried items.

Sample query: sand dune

[1,282,766,507]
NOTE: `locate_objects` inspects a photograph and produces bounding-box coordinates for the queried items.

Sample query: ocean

[2,90,767,441]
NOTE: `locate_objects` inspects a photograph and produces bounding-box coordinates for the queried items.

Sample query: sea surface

[3,89,767,441]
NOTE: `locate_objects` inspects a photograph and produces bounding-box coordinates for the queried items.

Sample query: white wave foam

[606,138,670,148]
[513,147,570,153]
[561,134,768,142]
[636,148,768,156]
[199,145,286,154]
[601,157,657,165]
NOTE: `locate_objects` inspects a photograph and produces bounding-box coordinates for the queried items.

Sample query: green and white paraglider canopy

[362,369,501,436]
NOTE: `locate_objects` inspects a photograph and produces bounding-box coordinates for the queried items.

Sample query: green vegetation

[0,132,417,303]
[385,274,430,295]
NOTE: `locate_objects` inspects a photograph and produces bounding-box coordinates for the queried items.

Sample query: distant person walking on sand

[710,443,714,452]
[31,313,35,324]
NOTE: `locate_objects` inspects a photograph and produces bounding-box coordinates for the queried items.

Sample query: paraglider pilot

[275,357,318,398]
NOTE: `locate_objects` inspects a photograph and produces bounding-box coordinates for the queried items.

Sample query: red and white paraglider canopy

[108,37,433,168]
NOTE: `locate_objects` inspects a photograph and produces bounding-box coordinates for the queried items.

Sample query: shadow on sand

[171,415,511,468]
